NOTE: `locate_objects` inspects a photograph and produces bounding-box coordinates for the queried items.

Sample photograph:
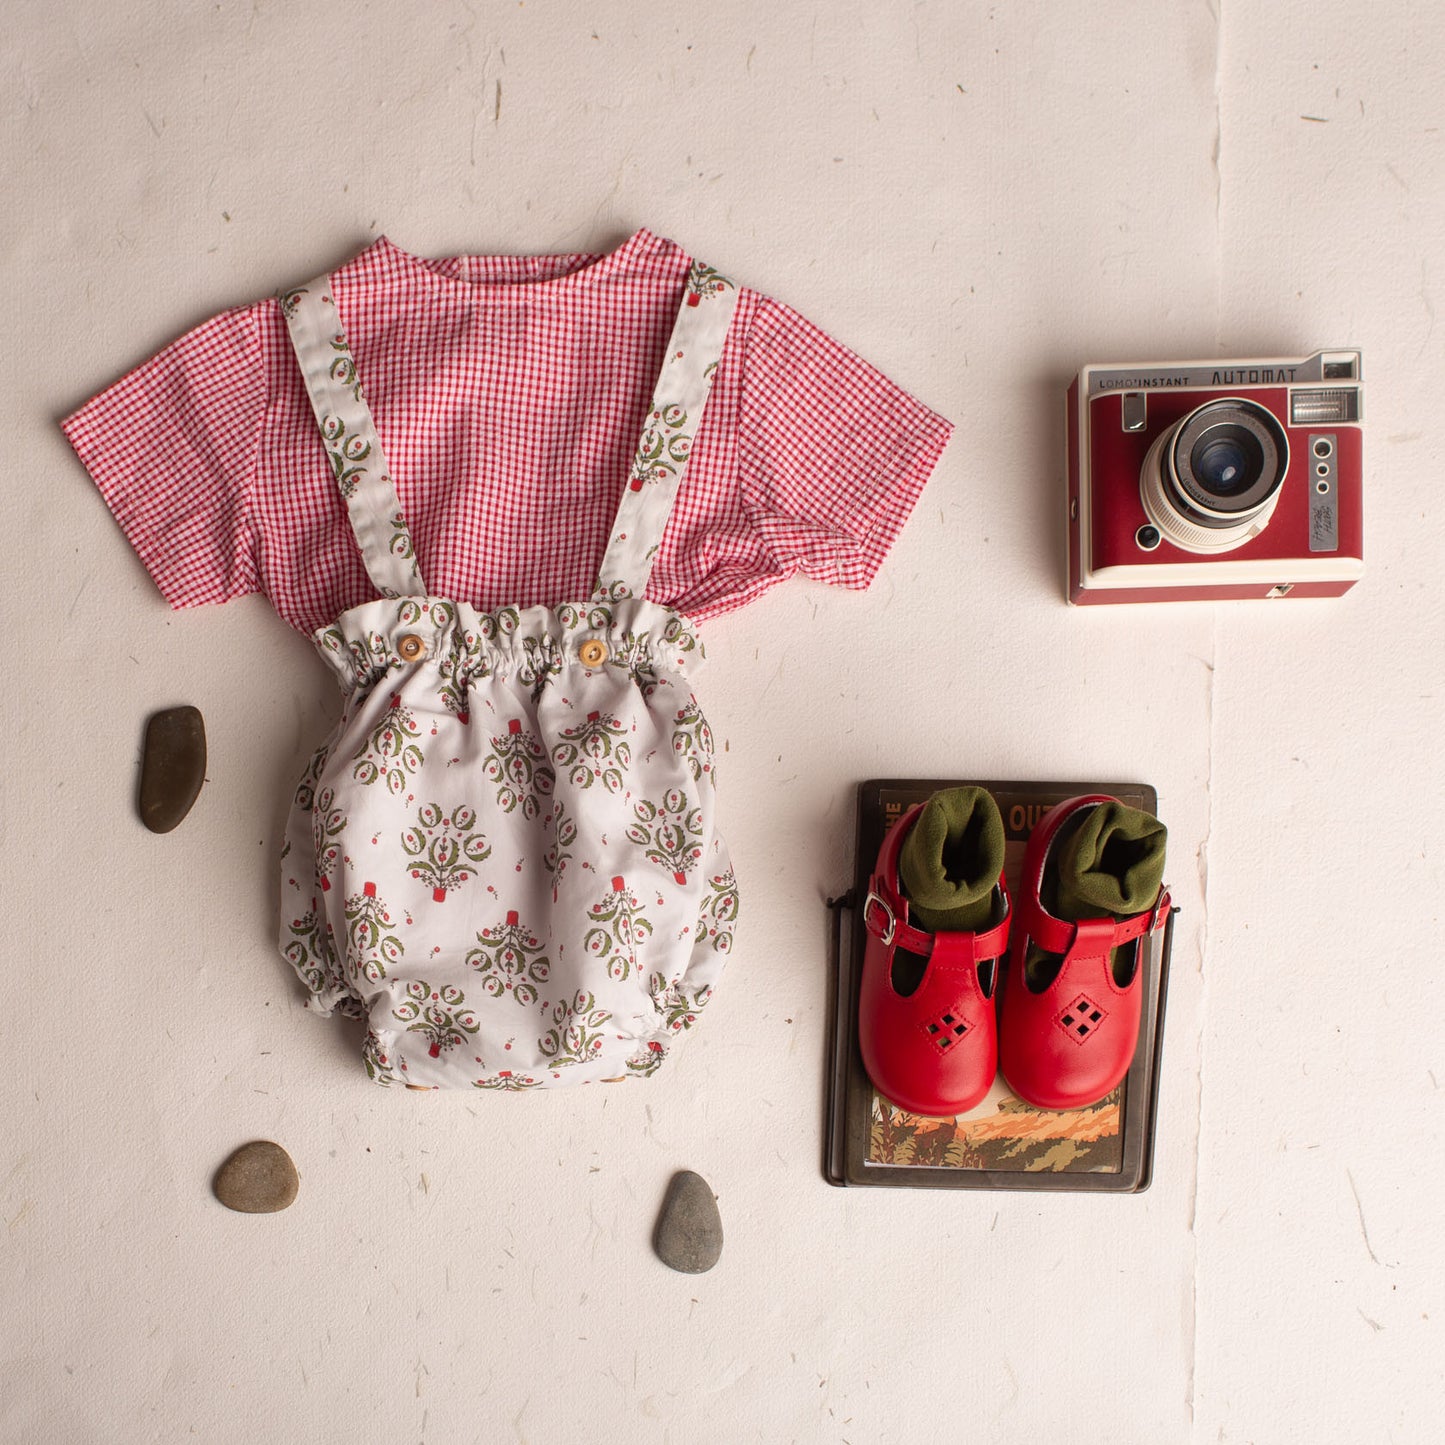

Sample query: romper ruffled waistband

[313,595,706,694]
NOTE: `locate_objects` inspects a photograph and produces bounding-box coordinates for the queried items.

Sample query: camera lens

[1191,430,1260,497]
[1139,397,1290,554]
[1172,401,1285,516]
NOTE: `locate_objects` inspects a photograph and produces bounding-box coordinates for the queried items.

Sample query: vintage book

[826,779,1175,1193]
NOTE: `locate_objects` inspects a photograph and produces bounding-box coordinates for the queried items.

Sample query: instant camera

[1066,350,1363,602]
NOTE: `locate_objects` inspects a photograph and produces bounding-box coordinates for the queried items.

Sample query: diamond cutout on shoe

[925,1010,969,1052]
[1058,994,1107,1044]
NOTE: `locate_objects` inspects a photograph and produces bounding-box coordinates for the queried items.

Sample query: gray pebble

[213,1140,299,1214]
[139,705,206,833]
[653,1169,723,1273]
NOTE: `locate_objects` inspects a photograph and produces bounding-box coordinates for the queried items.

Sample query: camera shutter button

[1136,524,1162,552]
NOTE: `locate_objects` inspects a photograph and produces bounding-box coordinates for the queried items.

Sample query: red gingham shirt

[62,229,953,636]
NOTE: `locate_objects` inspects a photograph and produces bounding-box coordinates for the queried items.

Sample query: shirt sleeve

[60,304,266,609]
[736,296,953,590]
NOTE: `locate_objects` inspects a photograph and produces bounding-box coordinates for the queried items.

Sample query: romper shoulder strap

[594,260,739,600]
[277,278,426,599]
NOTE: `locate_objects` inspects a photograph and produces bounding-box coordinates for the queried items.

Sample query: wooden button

[397,633,426,662]
[578,639,609,667]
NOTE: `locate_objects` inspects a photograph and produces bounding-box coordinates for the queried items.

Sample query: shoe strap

[864,873,1011,962]
[862,801,1012,962]
[1022,886,1172,962]
[864,810,1012,965]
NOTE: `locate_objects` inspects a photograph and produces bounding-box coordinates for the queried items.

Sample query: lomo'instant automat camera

[1066,350,1363,602]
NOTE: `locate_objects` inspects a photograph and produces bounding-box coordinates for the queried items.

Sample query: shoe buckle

[863,889,896,946]
[1147,887,1169,935]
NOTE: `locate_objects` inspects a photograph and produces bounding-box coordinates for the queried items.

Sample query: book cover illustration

[868,1082,1125,1174]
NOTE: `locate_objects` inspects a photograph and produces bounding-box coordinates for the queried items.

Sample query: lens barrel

[1140,398,1290,553]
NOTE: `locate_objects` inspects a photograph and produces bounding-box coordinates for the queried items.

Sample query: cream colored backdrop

[3,3,1440,1441]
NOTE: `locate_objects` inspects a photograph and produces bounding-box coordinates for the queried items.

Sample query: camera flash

[1291,388,1359,425]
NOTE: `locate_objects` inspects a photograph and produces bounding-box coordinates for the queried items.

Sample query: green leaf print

[465,910,551,1006]
[625,1040,668,1077]
[484,719,555,820]
[662,615,702,656]
[321,412,372,497]
[276,285,309,319]
[284,906,329,997]
[473,1071,542,1091]
[583,875,653,981]
[344,881,405,984]
[695,867,739,954]
[311,784,348,891]
[626,790,704,885]
[344,631,395,691]
[352,692,424,793]
[671,699,715,782]
[538,990,613,1068]
[481,606,521,641]
[389,512,415,561]
[684,260,735,302]
[291,740,330,813]
[400,802,491,902]
[543,804,578,902]
[362,1030,403,1085]
[392,980,479,1060]
[648,973,714,1033]
[551,710,631,792]
[327,334,365,402]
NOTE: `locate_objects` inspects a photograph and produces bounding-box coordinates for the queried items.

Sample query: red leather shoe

[858,804,1011,1116]
[998,795,1169,1110]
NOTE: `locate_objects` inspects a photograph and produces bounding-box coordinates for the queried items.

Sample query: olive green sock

[1027,800,1167,990]
[1052,802,1167,922]
[897,787,1005,933]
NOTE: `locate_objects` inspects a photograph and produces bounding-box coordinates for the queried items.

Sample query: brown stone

[139,705,206,833]
[213,1140,299,1214]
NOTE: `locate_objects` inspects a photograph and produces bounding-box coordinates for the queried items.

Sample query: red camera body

[1066,351,1363,603]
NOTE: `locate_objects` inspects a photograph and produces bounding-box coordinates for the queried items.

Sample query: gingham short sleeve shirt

[62,229,953,635]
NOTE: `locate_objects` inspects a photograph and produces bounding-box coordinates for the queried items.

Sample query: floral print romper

[276,261,740,1089]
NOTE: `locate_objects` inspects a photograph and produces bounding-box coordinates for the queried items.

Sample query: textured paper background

[3,3,1441,1441]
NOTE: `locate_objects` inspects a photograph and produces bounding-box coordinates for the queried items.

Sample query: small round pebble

[653,1169,723,1274]
[139,705,207,833]
[213,1140,299,1214]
